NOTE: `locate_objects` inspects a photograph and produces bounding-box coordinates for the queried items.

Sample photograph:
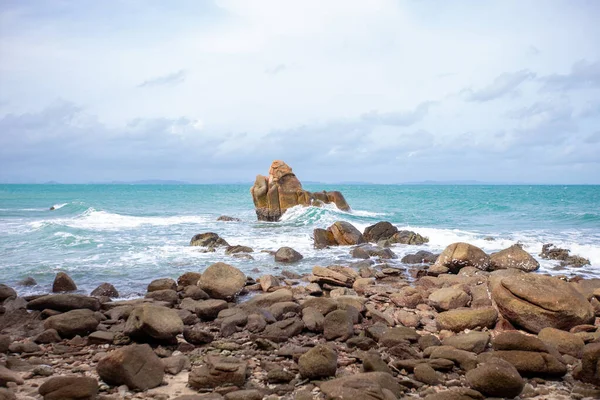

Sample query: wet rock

[313,228,337,249]
[540,243,590,267]
[18,277,37,286]
[363,221,398,243]
[466,357,524,398]
[436,307,498,332]
[490,244,539,272]
[274,247,303,263]
[190,232,230,248]
[401,251,438,264]
[351,244,396,259]
[44,309,100,338]
[319,372,405,400]
[124,304,184,342]
[298,344,337,379]
[429,242,490,274]
[52,272,77,292]
[490,272,594,333]
[538,327,585,358]
[97,343,164,390]
[324,309,354,341]
[198,262,246,300]
[442,332,490,354]
[90,283,119,298]
[38,376,98,400]
[0,285,16,302]
[217,215,241,222]
[183,324,214,345]
[329,221,366,245]
[573,342,600,386]
[188,355,247,389]
[428,287,470,311]
[393,230,429,245]
[27,294,100,312]
[225,245,253,255]
[478,350,566,377]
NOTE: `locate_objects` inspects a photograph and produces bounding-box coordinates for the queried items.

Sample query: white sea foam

[29,208,212,231]
[51,203,68,210]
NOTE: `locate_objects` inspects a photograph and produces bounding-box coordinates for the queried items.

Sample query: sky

[0,0,599,184]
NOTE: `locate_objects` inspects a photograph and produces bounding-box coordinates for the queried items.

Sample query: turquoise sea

[1,184,599,297]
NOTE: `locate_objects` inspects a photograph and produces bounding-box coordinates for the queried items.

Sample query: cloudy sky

[1,0,599,183]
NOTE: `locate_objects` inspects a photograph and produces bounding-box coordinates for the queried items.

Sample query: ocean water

[1,184,599,297]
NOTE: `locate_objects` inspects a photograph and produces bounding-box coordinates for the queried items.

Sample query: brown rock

[442,332,490,354]
[250,161,350,221]
[38,376,98,400]
[466,358,524,398]
[324,309,354,341]
[97,343,164,390]
[436,307,498,332]
[27,294,100,312]
[363,221,398,243]
[189,355,247,389]
[190,232,229,248]
[492,331,549,352]
[124,304,184,342]
[392,230,429,245]
[477,350,566,377]
[318,372,405,400]
[145,289,178,305]
[0,365,24,386]
[183,324,214,345]
[261,318,304,342]
[423,388,484,400]
[490,244,539,272]
[428,346,478,371]
[198,263,246,300]
[177,272,203,287]
[147,278,176,292]
[390,286,424,308]
[538,327,585,358]
[52,272,77,292]
[329,221,365,245]
[0,284,16,302]
[430,242,490,274]
[298,344,337,379]
[414,363,440,385]
[490,272,594,333]
[274,247,303,263]
[313,228,337,249]
[90,283,119,298]
[428,287,470,311]
[44,309,100,338]
[573,342,600,386]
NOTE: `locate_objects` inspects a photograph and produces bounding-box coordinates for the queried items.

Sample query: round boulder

[298,344,337,379]
[363,221,398,243]
[52,272,77,292]
[124,304,184,341]
[274,247,303,263]
[329,221,366,246]
[466,357,524,398]
[147,278,176,292]
[430,242,490,274]
[97,344,164,390]
[90,282,119,298]
[490,244,539,272]
[198,262,246,300]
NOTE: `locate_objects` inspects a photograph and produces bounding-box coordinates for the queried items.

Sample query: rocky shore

[1,219,599,400]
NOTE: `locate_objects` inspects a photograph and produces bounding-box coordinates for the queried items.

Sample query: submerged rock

[250,160,350,221]
[540,243,590,267]
[190,232,229,248]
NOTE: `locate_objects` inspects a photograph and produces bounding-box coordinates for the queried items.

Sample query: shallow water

[0,184,599,297]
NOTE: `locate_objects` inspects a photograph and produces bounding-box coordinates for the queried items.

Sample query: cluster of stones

[250,160,350,221]
[1,221,599,400]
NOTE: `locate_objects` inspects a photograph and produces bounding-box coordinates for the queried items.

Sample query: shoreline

[1,221,599,399]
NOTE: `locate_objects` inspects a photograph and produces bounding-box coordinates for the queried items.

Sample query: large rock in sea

[250,160,350,221]
[490,271,594,333]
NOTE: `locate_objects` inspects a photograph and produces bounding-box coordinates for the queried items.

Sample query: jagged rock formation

[250,160,350,221]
